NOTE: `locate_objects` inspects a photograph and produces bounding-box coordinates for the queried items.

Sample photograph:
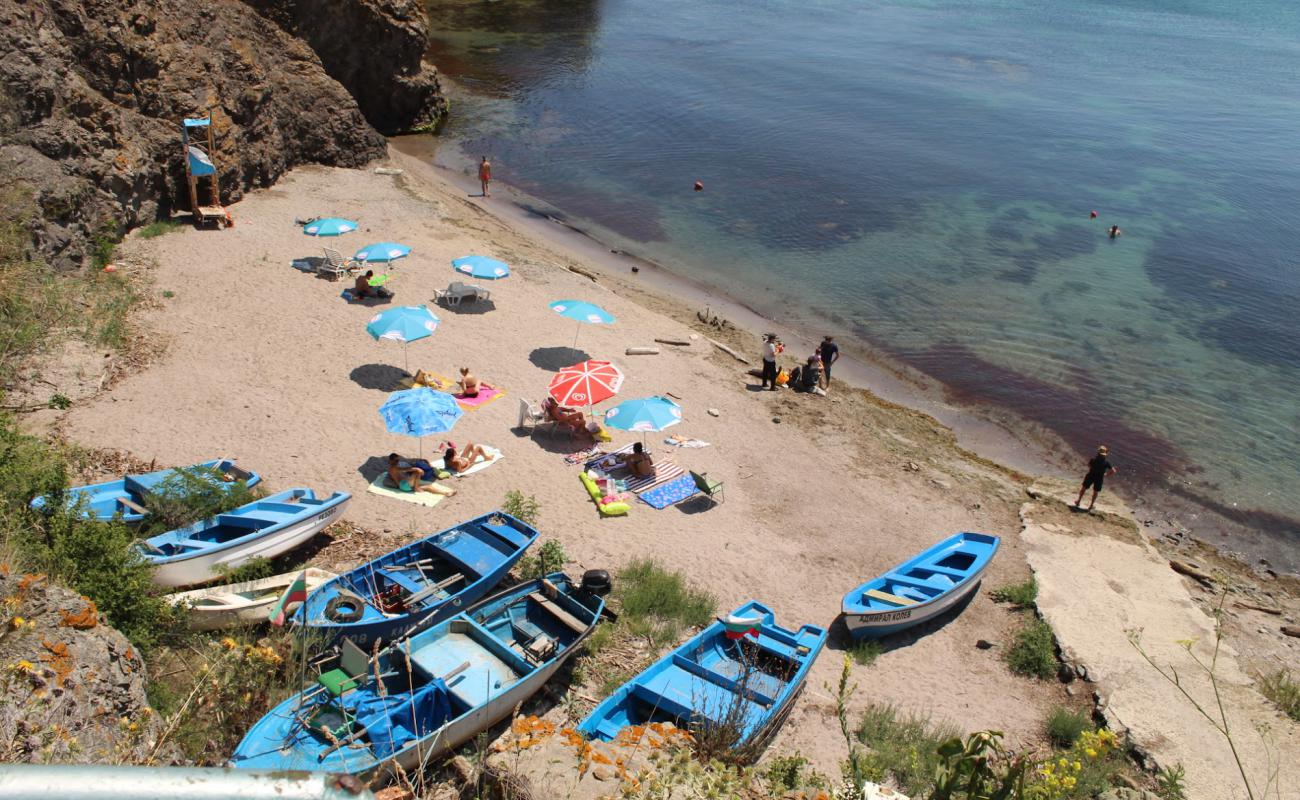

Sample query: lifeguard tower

[182,117,228,227]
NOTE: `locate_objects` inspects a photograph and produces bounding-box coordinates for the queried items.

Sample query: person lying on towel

[443,443,495,474]
[388,453,453,496]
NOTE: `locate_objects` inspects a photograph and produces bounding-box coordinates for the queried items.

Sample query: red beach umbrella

[548,360,624,407]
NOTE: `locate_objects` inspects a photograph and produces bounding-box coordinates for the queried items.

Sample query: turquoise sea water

[423,0,1300,561]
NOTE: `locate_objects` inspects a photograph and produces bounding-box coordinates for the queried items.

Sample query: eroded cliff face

[0,0,445,267]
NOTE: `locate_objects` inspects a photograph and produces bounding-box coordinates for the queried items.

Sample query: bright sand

[58,151,1296,795]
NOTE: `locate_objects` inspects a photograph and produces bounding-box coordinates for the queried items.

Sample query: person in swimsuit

[444,442,494,474]
[457,367,481,398]
[387,453,454,496]
[1075,445,1117,511]
[1108,225,1122,239]
[617,442,655,478]
[478,156,492,198]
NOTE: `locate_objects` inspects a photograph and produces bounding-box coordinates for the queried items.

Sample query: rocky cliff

[0,571,160,764]
[0,0,446,268]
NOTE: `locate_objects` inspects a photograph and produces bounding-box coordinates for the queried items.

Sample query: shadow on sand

[529,346,590,371]
[349,363,409,392]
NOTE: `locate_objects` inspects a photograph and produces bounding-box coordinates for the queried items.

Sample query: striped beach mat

[584,443,634,471]
[626,460,686,495]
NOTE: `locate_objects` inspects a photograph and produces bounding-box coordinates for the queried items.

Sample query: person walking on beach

[1075,445,1117,511]
[760,333,781,391]
[818,335,840,390]
[478,156,492,198]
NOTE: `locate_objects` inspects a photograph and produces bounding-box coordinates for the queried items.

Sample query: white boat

[137,489,350,588]
[165,568,337,630]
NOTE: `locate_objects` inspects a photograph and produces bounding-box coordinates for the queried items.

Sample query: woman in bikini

[443,442,494,474]
[458,367,481,398]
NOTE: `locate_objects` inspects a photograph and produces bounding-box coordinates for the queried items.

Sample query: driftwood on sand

[708,339,749,364]
[1169,560,1214,586]
[655,338,691,346]
[625,347,660,355]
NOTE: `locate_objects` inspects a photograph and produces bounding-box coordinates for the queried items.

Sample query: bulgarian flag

[268,570,309,627]
[722,613,763,640]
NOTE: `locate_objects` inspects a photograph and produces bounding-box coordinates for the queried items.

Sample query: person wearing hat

[759,333,782,391]
[1075,445,1117,511]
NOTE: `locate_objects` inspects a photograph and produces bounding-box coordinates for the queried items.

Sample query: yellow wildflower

[11,659,35,673]
[1073,760,1082,772]
[1085,747,1098,758]
[219,637,237,650]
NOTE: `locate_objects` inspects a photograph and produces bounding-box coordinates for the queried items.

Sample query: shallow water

[423,0,1300,560]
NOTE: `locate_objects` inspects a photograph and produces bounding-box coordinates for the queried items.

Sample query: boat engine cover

[581,569,612,597]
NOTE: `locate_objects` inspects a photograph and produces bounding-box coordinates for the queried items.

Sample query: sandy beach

[43,151,1297,797]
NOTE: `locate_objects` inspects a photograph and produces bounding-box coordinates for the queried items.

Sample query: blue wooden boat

[294,511,538,649]
[578,601,826,753]
[136,488,350,588]
[31,458,261,524]
[230,573,603,781]
[841,532,1000,639]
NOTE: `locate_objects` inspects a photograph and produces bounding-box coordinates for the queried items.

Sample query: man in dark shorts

[1075,445,1117,511]
[818,336,840,390]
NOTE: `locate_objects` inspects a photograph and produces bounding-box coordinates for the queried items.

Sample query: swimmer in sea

[1109,225,1122,239]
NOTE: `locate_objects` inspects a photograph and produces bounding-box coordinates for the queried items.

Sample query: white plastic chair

[318,247,358,281]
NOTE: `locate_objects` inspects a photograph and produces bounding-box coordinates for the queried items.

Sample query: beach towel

[430,446,503,478]
[665,435,710,448]
[584,443,634,471]
[366,473,450,508]
[564,446,602,465]
[401,371,506,410]
[625,459,686,494]
[638,474,699,509]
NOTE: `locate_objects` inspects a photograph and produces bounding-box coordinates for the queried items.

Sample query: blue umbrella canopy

[603,396,683,432]
[549,300,614,324]
[379,388,462,438]
[302,218,358,237]
[355,242,411,263]
[365,305,439,343]
[452,255,511,280]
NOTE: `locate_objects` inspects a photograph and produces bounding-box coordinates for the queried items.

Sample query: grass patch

[1257,669,1300,721]
[1006,617,1058,679]
[618,557,716,648]
[213,556,275,586]
[853,702,961,796]
[137,220,186,239]
[1045,705,1091,747]
[990,577,1038,609]
[502,489,540,526]
[516,539,566,581]
[848,638,884,666]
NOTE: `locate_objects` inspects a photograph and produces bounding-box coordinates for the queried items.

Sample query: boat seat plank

[636,666,764,727]
[866,588,919,606]
[377,568,424,595]
[916,564,967,577]
[528,591,587,634]
[118,497,148,515]
[406,572,464,605]
[671,654,777,706]
[482,522,529,549]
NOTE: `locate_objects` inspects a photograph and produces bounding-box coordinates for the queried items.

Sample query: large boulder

[0,0,440,268]
[0,571,160,763]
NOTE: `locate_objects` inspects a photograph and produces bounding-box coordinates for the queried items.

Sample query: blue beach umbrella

[365,305,439,372]
[355,242,411,264]
[604,396,683,446]
[452,255,511,280]
[302,217,358,237]
[378,388,462,457]
[549,299,615,347]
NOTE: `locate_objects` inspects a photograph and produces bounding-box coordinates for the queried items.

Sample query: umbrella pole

[404,343,410,375]
[573,323,580,349]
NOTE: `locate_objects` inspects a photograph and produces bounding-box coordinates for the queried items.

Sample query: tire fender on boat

[324,591,365,623]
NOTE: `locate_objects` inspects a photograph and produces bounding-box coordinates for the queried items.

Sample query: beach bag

[776,369,789,386]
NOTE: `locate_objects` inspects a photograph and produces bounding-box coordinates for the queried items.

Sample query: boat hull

[147,494,349,588]
[165,568,337,631]
[842,575,984,638]
[33,459,261,523]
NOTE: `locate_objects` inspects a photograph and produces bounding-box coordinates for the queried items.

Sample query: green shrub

[517,539,567,580]
[853,702,961,796]
[618,557,716,646]
[502,489,540,526]
[990,578,1038,609]
[1045,706,1091,747]
[1006,617,1058,679]
[764,752,813,794]
[90,228,118,269]
[849,639,884,666]
[214,556,275,585]
[1157,763,1188,800]
[137,220,186,239]
[140,466,262,536]
[1257,669,1300,721]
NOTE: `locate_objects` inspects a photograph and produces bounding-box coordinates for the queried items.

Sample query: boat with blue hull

[294,511,538,649]
[841,532,1000,639]
[32,458,261,524]
[578,601,826,754]
[136,488,350,588]
[231,573,604,782]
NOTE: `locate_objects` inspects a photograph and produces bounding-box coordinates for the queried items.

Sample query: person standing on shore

[818,335,840,390]
[760,334,781,391]
[478,156,492,198]
[1075,445,1117,511]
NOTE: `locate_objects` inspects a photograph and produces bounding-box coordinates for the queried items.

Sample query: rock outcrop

[0,571,160,764]
[0,0,445,268]
[243,0,447,135]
